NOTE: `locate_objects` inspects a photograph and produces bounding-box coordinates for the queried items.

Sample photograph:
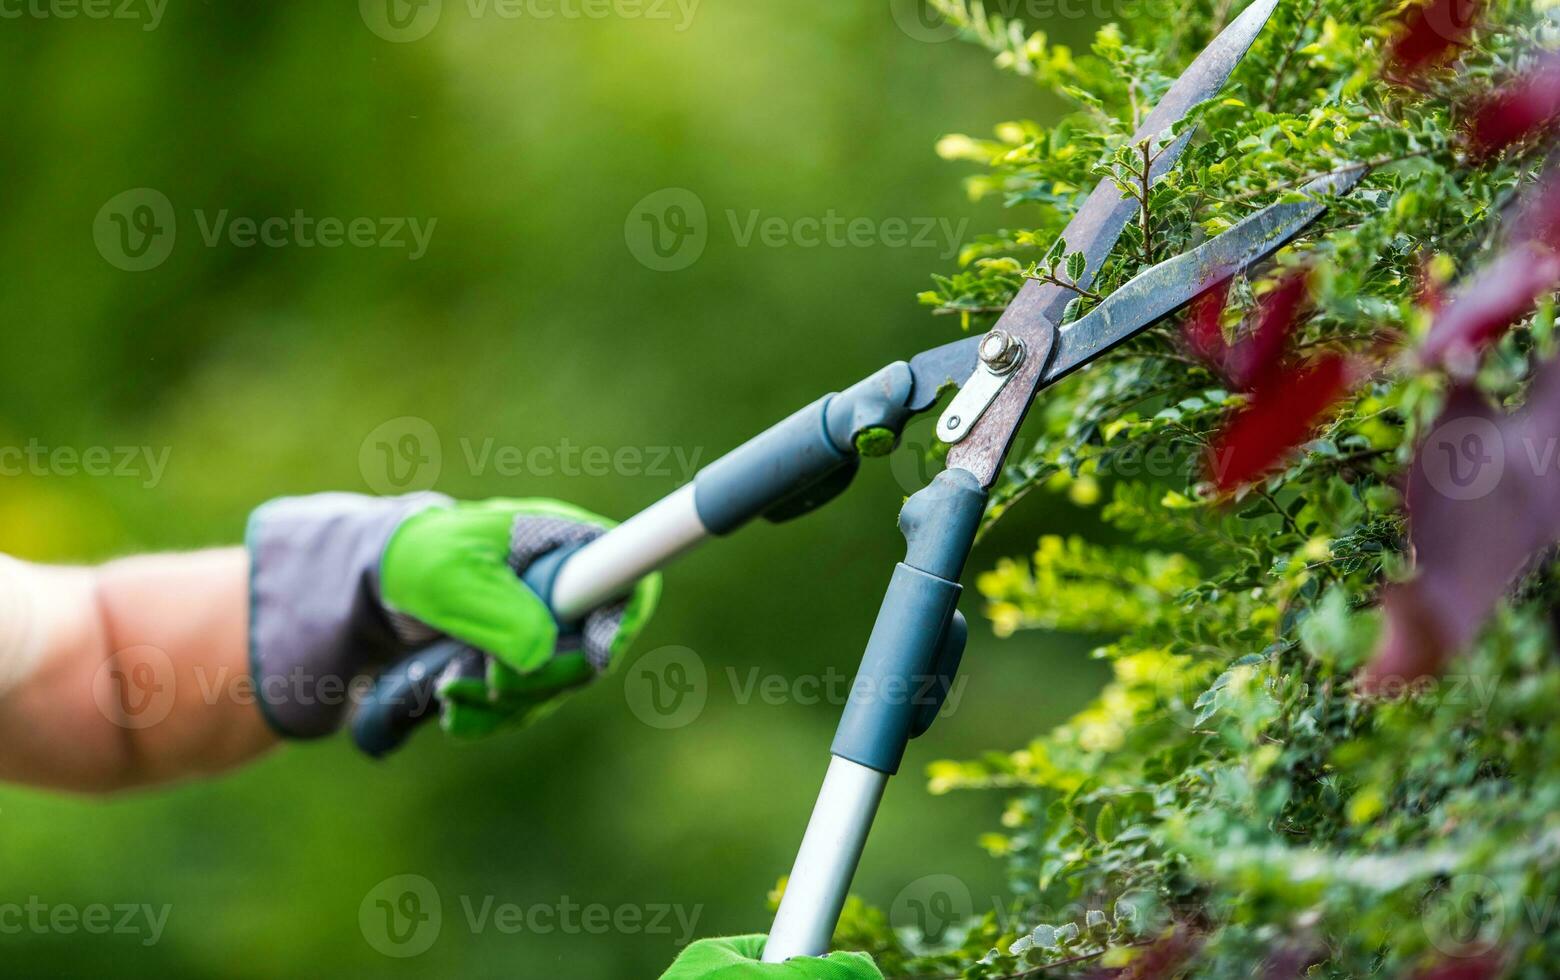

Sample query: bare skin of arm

[0,549,279,794]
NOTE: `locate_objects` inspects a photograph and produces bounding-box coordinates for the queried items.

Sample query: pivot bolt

[979,330,1024,374]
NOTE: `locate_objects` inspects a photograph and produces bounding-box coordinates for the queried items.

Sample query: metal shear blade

[930,0,1286,486]
[910,164,1366,448]
[1042,164,1368,387]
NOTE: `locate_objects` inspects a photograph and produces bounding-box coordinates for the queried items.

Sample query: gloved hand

[659,937,883,979]
[247,493,658,741]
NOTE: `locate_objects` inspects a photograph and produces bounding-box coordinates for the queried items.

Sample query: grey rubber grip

[830,564,961,774]
[829,469,988,774]
[693,396,853,535]
[692,363,919,535]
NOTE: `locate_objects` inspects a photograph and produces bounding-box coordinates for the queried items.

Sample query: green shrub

[826,1,1560,976]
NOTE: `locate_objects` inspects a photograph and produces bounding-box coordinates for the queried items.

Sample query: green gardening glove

[247,492,658,741]
[380,498,661,739]
[659,937,884,980]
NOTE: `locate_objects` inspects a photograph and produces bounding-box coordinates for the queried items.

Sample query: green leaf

[1095,802,1119,843]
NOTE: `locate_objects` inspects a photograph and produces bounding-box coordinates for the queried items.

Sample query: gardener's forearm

[0,549,277,794]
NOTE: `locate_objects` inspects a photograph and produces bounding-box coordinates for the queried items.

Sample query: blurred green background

[0,2,1109,976]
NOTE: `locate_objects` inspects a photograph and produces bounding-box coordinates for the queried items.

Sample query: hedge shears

[354,0,1366,959]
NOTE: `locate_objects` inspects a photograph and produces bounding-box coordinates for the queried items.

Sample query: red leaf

[1512,164,1560,253]
[1113,929,1200,979]
[1468,55,1560,158]
[1389,0,1484,78]
[1181,270,1310,391]
[1419,242,1560,372]
[1367,362,1560,687]
[1368,576,1461,686]
[1228,270,1310,391]
[1206,354,1353,492]
[1183,278,1234,367]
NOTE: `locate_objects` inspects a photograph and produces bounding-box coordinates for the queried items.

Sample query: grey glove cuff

[247,492,450,739]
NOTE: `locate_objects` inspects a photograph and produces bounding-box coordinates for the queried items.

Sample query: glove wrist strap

[247,492,449,739]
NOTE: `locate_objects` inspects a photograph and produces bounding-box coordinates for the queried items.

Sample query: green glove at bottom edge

[659,936,884,980]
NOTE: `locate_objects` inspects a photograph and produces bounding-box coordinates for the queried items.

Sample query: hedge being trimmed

[815,1,1560,976]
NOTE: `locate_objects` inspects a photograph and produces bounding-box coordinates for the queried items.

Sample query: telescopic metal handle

[765,468,987,961]
[765,757,890,959]
[550,485,709,619]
